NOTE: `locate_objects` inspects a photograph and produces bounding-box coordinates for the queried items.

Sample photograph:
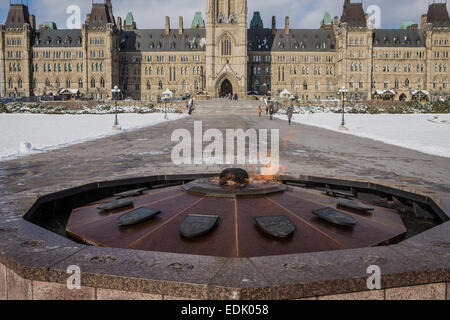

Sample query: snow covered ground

[0,113,186,160]
[275,113,450,158]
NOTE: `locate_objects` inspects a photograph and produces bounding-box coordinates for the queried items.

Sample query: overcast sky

[1,0,448,30]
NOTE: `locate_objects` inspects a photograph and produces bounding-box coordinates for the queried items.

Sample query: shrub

[0,103,6,113]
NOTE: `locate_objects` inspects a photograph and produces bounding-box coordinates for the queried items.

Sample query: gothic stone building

[1,0,449,102]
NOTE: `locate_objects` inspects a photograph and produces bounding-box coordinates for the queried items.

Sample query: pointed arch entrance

[220,79,233,97]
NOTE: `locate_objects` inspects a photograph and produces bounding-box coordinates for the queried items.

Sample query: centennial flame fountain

[64,168,408,258]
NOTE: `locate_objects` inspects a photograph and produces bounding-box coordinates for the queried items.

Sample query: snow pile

[3,103,183,115]
[275,113,450,158]
[0,113,186,160]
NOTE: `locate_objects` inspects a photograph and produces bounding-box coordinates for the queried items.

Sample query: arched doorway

[399,93,407,101]
[220,79,233,98]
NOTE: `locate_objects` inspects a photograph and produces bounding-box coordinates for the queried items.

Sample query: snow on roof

[375,90,396,96]
[280,89,291,97]
[411,90,429,96]
[59,89,79,94]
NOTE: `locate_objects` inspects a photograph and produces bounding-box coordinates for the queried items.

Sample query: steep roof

[125,12,135,26]
[373,29,425,47]
[89,3,115,27]
[250,12,264,29]
[323,12,332,25]
[192,12,205,29]
[248,29,336,52]
[427,3,450,26]
[32,29,83,48]
[5,4,30,27]
[119,29,206,52]
[341,0,367,27]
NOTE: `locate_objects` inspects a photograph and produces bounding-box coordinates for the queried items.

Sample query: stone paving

[1,100,449,219]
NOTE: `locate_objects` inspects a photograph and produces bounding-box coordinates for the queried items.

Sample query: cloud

[1,0,446,29]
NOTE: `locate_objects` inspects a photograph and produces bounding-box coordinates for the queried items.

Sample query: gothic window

[303,80,308,90]
[66,79,71,88]
[359,80,364,89]
[147,81,151,90]
[315,81,320,91]
[418,79,423,89]
[443,79,448,89]
[56,79,60,88]
[182,80,187,92]
[433,78,438,89]
[149,42,154,49]
[8,78,13,89]
[100,78,105,88]
[33,79,37,89]
[78,79,83,88]
[405,79,410,87]
[349,78,354,89]
[384,79,389,89]
[91,78,96,88]
[221,34,232,56]
[395,79,399,89]
[46,79,51,87]
[194,80,199,91]
[158,81,163,90]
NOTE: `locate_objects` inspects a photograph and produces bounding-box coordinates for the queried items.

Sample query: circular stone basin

[65,178,407,258]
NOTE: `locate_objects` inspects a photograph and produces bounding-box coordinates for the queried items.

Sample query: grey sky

[1,0,448,30]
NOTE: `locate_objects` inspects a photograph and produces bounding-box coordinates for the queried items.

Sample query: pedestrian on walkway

[258,105,262,118]
[188,96,194,115]
[269,105,274,120]
[287,105,294,125]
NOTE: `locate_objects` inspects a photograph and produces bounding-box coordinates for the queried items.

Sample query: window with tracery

[221,34,232,56]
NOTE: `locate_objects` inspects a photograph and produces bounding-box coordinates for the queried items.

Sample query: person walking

[269,105,274,120]
[287,105,294,125]
[188,96,194,115]
[258,105,262,118]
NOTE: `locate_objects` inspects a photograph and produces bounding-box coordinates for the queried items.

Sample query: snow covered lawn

[276,113,450,158]
[0,113,186,160]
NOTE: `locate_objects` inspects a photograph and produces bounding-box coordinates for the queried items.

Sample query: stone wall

[0,263,448,300]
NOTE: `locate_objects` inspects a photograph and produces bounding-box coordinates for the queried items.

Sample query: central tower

[206,0,248,98]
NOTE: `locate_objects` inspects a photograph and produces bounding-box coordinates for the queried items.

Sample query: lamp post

[111,86,122,131]
[338,85,349,131]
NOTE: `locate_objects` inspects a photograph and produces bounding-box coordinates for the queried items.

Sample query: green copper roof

[250,11,264,29]
[192,12,205,28]
[42,21,57,30]
[323,12,332,25]
[400,21,415,29]
[125,12,134,26]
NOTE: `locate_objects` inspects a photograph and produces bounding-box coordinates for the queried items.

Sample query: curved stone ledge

[0,174,449,300]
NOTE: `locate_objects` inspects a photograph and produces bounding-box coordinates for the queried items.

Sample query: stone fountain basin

[0,173,447,300]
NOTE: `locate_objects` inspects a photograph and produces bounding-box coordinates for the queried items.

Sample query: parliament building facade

[1,0,449,102]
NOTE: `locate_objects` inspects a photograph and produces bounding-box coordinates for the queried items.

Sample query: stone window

[91,78,96,88]
[222,34,232,56]
[78,79,83,88]
[100,78,105,88]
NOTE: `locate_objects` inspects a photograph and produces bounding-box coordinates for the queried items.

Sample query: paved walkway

[1,102,449,218]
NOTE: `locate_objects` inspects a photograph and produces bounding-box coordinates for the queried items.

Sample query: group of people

[227,93,239,101]
[258,102,294,125]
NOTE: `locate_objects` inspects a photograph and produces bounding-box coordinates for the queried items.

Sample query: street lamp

[111,85,122,131]
[338,85,349,131]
